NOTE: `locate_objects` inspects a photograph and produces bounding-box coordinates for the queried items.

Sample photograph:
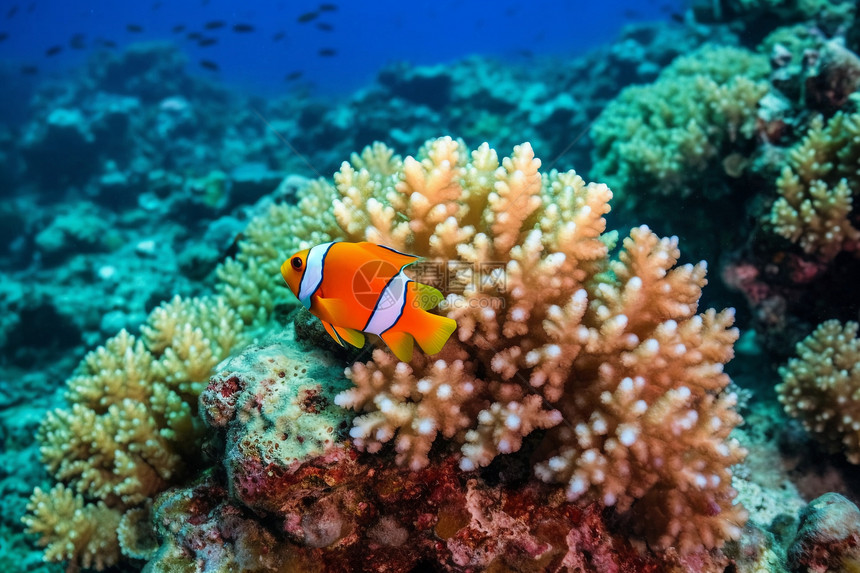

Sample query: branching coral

[695,0,856,40]
[217,177,340,326]
[716,0,854,19]
[591,45,769,198]
[777,320,860,462]
[769,112,860,261]
[25,134,746,567]
[22,484,121,571]
[23,295,244,569]
[222,137,747,552]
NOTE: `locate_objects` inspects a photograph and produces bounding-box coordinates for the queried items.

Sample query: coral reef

[591,44,768,200]
[592,16,860,363]
[777,320,860,463]
[0,375,66,573]
[769,111,860,261]
[163,332,728,572]
[0,27,735,374]
[199,331,352,502]
[6,8,860,571]
[24,484,121,570]
[220,137,747,553]
[22,296,244,569]
[693,0,856,43]
[145,465,682,573]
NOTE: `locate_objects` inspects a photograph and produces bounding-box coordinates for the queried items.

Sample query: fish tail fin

[380,330,414,362]
[402,282,456,355]
[410,311,457,356]
[380,282,456,362]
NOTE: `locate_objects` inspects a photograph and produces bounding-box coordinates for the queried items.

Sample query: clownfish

[281,242,457,362]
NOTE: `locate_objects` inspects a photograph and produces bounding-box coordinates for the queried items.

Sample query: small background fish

[0,0,682,98]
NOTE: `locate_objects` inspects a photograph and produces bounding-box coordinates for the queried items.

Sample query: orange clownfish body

[280,241,457,362]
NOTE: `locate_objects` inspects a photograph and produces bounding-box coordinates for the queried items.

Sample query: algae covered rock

[21,108,97,186]
[787,493,860,572]
[199,330,353,514]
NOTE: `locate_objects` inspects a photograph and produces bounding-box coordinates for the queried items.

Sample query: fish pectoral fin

[380,330,414,362]
[412,282,445,310]
[320,320,345,347]
[332,325,365,349]
[314,296,352,323]
[357,242,420,270]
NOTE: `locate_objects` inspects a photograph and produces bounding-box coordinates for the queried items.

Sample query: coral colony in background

[3,0,860,571]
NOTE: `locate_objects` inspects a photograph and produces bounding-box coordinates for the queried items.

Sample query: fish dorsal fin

[412,282,445,310]
[380,330,414,362]
[313,296,352,324]
[332,325,365,349]
[320,320,345,347]
[357,242,419,271]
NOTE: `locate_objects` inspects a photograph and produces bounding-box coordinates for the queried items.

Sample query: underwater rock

[145,169,184,200]
[0,276,81,367]
[228,162,285,207]
[292,307,348,355]
[97,163,145,208]
[199,331,352,499]
[804,39,860,111]
[724,522,786,572]
[528,92,583,134]
[90,92,140,144]
[20,107,97,187]
[202,215,245,254]
[692,0,856,43]
[146,475,298,572]
[34,202,114,261]
[787,493,860,572]
[0,125,20,188]
[155,95,195,139]
[186,169,229,210]
[177,243,221,281]
[147,465,677,572]
[378,62,452,110]
[0,200,28,254]
[95,42,192,103]
[98,309,145,338]
[449,56,518,114]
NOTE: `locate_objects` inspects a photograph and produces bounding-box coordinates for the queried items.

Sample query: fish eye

[291,256,303,270]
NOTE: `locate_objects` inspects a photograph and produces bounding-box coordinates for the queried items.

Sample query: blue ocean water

[0,0,682,106]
